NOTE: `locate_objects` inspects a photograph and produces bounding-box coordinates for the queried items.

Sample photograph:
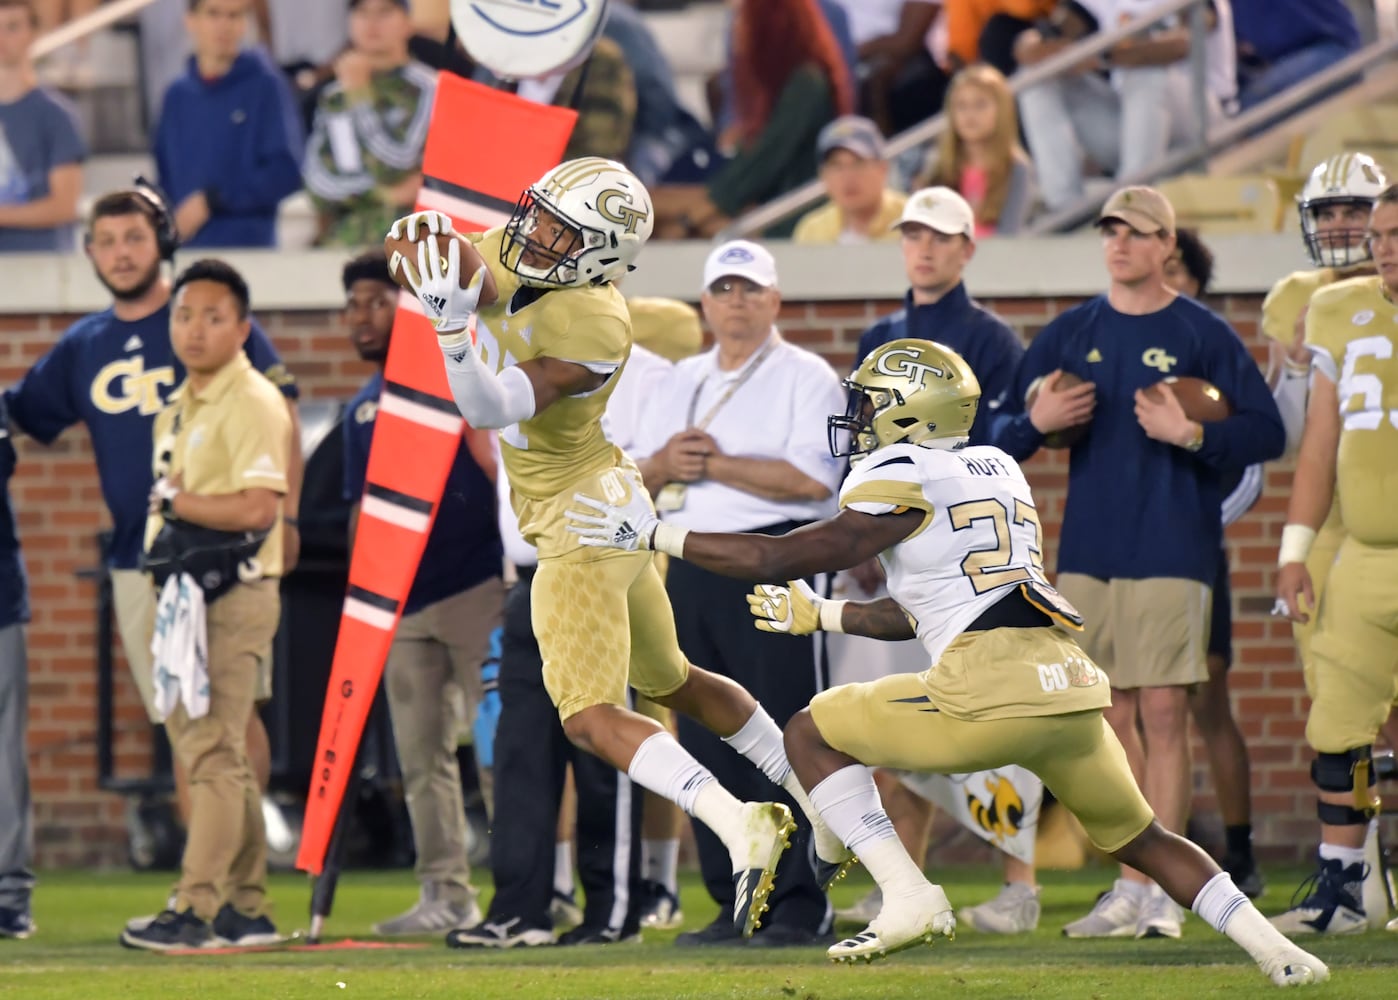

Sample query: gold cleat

[730,802,797,938]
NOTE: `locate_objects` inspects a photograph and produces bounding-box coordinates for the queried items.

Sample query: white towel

[150,572,209,723]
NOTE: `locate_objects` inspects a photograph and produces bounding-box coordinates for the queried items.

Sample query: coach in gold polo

[121,260,290,952]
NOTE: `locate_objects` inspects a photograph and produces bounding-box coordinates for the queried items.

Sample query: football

[383,228,499,309]
[1025,370,1090,449]
[1144,376,1233,422]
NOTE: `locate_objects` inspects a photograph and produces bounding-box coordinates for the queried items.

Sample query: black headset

[130,175,181,262]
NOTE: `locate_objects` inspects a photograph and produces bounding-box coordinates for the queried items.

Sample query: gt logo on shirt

[90,357,175,416]
[873,347,946,389]
[1141,347,1177,373]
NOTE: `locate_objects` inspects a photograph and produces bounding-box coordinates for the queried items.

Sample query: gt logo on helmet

[597,188,648,235]
[873,347,946,389]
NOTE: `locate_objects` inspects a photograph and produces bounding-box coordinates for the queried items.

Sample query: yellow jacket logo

[90,357,174,416]
[1141,347,1177,373]
[968,775,1026,843]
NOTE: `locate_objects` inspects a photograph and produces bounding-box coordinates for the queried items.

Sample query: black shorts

[1208,545,1232,667]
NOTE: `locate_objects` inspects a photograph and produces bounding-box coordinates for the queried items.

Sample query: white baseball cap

[703,240,778,291]
[893,186,976,239]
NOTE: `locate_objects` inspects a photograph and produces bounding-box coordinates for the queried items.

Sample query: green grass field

[3,866,1395,1000]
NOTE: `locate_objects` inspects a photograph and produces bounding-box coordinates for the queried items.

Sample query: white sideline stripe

[417,188,512,231]
[362,494,431,534]
[343,596,396,631]
[378,392,464,434]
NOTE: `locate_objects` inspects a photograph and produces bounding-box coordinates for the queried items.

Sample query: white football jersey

[840,443,1065,663]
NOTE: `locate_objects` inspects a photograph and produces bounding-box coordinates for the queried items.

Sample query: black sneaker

[1223,852,1266,900]
[212,904,283,946]
[556,923,641,945]
[0,906,34,940]
[674,911,743,947]
[637,879,683,930]
[746,923,834,948]
[120,909,213,952]
[446,916,554,949]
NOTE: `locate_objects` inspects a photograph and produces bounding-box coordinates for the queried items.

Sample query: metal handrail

[724,0,1211,238]
[31,0,159,60]
[1026,34,1398,234]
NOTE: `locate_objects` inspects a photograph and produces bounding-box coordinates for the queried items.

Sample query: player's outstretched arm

[748,580,916,641]
[567,484,922,580]
[1274,371,1340,623]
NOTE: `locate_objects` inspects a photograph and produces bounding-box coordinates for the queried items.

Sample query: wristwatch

[1183,422,1205,452]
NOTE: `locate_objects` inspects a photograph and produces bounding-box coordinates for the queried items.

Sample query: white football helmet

[1298,152,1388,268]
[502,157,654,288]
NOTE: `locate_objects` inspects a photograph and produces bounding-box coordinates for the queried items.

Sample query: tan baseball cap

[1097,186,1176,236]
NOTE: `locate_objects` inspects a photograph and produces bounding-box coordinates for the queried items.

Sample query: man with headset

[2,185,301,940]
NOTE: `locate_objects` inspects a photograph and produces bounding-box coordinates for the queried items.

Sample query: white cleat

[730,801,797,939]
[959,882,1040,934]
[1258,946,1331,987]
[828,884,956,964]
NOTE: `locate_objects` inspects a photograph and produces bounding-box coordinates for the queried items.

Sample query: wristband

[1278,524,1316,566]
[652,522,690,558]
[1183,421,1204,452]
[819,599,847,634]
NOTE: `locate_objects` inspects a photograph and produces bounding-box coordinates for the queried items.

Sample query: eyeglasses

[707,279,768,299]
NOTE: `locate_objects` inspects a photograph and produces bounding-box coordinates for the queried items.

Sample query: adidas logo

[424,294,447,315]
[614,520,638,547]
[1087,348,1103,363]
[124,335,143,351]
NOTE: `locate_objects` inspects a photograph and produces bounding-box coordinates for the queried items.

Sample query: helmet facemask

[1301,198,1375,269]
[502,188,610,288]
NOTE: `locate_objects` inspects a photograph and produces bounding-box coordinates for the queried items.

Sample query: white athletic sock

[553,842,574,897]
[627,732,740,845]
[724,706,845,861]
[1318,842,1366,868]
[1193,872,1294,961]
[643,838,680,894]
[809,765,927,902]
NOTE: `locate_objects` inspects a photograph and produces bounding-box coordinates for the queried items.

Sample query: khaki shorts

[112,569,274,724]
[810,675,1153,854]
[1057,574,1210,690]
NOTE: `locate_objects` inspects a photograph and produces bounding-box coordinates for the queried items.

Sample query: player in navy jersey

[2,187,301,833]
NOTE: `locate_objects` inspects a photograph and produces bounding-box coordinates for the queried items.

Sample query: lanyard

[686,336,778,430]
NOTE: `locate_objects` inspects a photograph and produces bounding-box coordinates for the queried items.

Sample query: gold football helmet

[829,339,981,460]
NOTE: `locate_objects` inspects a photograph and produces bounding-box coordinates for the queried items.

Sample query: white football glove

[388,209,452,241]
[404,234,489,337]
[748,581,824,635]
[566,485,659,552]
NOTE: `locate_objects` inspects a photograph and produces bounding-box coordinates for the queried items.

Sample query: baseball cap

[1097,186,1176,236]
[892,186,976,238]
[703,240,778,290]
[817,116,885,162]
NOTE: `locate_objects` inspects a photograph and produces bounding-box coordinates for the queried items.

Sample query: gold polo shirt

[792,189,908,245]
[145,352,292,577]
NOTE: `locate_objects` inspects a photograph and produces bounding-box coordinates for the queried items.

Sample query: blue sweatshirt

[855,283,1025,446]
[992,294,1284,585]
[154,49,305,248]
[0,396,28,630]
[1232,0,1360,63]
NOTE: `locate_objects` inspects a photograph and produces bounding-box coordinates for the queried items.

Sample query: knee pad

[1312,747,1381,824]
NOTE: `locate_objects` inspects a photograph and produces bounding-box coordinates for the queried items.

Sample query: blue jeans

[1238,40,1358,111]
[0,623,32,912]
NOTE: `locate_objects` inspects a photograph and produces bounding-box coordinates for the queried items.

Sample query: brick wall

[9,292,1313,868]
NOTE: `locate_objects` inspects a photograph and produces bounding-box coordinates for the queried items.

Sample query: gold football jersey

[1262,268,1339,345]
[468,227,631,500]
[1305,276,1398,546]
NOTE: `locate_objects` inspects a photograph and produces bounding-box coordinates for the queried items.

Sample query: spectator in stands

[918,64,1034,236]
[303,0,435,246]
[793,115,907,244]
[653,0,853,239]
[1015,1,1237,212]
[631,241,847,946]
[339,251,504,936]
[121,259,290,951]
[968,0,1058,78]
[32,0,96,86]
[829,0,943,134]
[1162,227,1266,899]
[1232,0,1360,112]
[0,0,84,252]
[154,0,304,249]
[992,185,1283,939]
[0,397,31,941]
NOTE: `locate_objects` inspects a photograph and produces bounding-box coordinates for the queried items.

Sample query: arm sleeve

[4,337,81,444]
[706,66,832,217]
[996,158,1035,235]
[1272,367,1309,458]
[49,97,87,167]
[987,320,1061,460]
[243,321,300,400]
[1193,320,1286,468]
[210,75,306,214]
